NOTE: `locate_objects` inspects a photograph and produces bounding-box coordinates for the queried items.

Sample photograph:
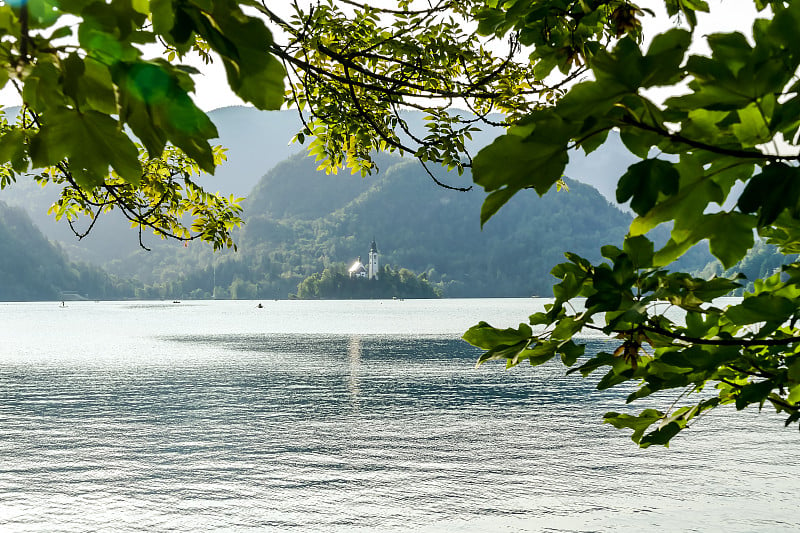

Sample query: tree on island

[296,264,441,299]
[3,1,800,446]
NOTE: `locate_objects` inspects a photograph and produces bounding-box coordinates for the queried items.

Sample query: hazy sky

[0,1,764,113]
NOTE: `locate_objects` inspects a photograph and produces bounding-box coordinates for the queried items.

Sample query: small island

[295,240,441,299]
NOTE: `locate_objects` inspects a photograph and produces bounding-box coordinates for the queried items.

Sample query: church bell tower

[368,239,379,280]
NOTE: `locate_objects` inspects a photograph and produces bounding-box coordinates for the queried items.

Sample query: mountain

[10,147,709,300]
[165,154,636,298]
[0,141,714,300]
[1,105,639,273]
[0,104,711,300]
[0,201,133,301]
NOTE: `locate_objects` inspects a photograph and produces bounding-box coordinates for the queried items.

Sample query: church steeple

[368,238,379,280]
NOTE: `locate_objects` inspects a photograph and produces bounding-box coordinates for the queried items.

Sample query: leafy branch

[465,7,800,442]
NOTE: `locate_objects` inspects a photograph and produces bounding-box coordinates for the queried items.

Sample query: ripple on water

[0,316,798,531]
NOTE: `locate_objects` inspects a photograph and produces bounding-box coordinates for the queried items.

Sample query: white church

[348,240,379,280]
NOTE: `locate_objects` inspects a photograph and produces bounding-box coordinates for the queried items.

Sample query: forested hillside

[0,143,718,301]
[0,202,134,301]
[149,154,642,298]
[0,106,721,301]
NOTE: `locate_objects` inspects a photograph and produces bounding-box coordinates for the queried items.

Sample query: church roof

[348,259,366,273]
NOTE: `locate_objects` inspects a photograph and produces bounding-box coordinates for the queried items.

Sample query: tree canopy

[0,0,285,248]
[3,0,800,447]
[0,0,636,244]
[465,0,800,446]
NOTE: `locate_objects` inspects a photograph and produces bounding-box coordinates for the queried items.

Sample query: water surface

[0,299,796,531]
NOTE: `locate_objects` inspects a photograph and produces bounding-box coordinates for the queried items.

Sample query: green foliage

[40,144,244,251]
[0,0,281,247]
[296,264,441,300]
[268,0,646,178]
[0,0,642,250]
[465,0,800,446]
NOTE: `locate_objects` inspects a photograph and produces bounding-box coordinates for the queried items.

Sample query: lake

[0,299,797,531]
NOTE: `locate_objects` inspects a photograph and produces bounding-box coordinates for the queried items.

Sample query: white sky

[0,1,765,112]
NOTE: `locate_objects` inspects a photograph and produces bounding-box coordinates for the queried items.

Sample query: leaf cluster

[0,0,283,247]
[260,0,639,182]
[465,0,800,446]
[0,0,647,245]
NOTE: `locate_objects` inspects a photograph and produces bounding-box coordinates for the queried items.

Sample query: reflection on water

[348,336,362,400]
[0,300,797,532]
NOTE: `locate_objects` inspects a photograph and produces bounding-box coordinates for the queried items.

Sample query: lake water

[0,299,797,532]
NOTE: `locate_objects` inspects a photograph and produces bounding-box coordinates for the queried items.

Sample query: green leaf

[604,409,664,444]
[705,213,756,268]
[22,61,64,111]
[30,109,141,188]
[480,188,517,227]
[463,321,532,350]
[557,80,626,120]
[195,1,285,110]
[517,342,559,366]
[476,340,529,366]
[654,212,755,268]
[737,163,800,227]
[558,340,585,366]
[735,380,775,410]
[131,0,149,15]
[591,37,645,92]
[638,421,681,447]
[619,127,661,158]
[665,56,752,111]
[597,367,634,389]
[706,31,751,76]
[616,159,679,216]
[473,116,570,196]
[731,103,771,147]
[629,175,721,237]
[622,235,654,268]
[82,58,117,115]
[641,28,691,87]
[726,294,797,325]
[579,128,609,155]
[568,352,615,377]
[551,316,586,340]
[0,129,29,172]
[150,0,176,37]
[691,276,743,301]
[119,61,217,170]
